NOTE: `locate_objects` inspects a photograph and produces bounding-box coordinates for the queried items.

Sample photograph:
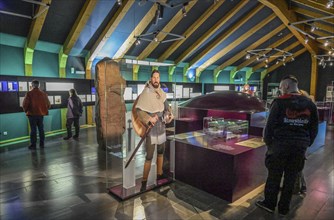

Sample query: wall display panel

[46,82,74,91]
[54,96,62,104]
[0,75,95,114]
[124,87,132,100]
[19,81,28,91]
[48,96,54,105]
[7,81,18,91]
[86,94,92,102]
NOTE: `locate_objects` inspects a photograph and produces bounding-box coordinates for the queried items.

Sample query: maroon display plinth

[174,132,267,203]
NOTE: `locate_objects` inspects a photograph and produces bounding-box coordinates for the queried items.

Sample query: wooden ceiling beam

[215,24,286,72]
[113,5,157,59]
[62,0,97,55]
[259,0,318,55]
[86,0,134,73]
[236,33,294,71]
[174,0,248,65]
[196,14,275,75]
[59,0,97,78]
[137,1,197,60]
[189,4,264,69]
[253,41,300,72]
[24,0,51,76]
[293,7,334,31]
[157,0,225,62]
[292,0,334,15]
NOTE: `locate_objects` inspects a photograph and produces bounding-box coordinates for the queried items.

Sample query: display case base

[108,177,173,200]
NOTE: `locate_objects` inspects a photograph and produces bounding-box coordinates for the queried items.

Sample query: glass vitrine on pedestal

[100,59,176,200]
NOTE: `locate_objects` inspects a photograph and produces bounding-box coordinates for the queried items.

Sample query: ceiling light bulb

[135,38,141,45]
[304,36,309,44]
[256,56,260,61]
[182,6,187,17]
[117,0,122,5]
[265,64,268,68]
[330,62,333,66]
[324,40,329,47]
[246,54,250,59]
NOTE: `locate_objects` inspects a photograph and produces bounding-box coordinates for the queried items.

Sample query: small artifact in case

[203,117,225,137]
[203,117,248,140]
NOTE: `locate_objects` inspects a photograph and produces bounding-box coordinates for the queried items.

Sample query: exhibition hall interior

[0,0,333,219]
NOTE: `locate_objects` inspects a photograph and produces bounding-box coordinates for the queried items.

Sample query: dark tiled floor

[0,126,333,220]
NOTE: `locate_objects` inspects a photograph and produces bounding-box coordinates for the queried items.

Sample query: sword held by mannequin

[124,114,158,169]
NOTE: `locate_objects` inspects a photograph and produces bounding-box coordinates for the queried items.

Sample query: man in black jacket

[256,75,319,216]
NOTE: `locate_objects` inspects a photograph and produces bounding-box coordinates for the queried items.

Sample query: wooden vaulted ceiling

[0,0,333,79]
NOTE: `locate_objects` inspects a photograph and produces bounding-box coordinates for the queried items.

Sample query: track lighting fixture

[245,48,294,68]
[134,30,185,44]
[138,0,192,25]
[289,16,334,45]
[315,54,334,68]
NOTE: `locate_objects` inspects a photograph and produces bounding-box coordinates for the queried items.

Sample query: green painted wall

[33,50,59,77]
[0,45,24,76]
[0,112,27,141]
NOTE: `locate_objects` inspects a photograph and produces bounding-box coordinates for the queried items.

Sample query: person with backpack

[63,89,83,140]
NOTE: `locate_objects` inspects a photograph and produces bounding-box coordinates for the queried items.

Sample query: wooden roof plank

[174,0,249,65]
[259,0,318,55]
[196,14,276,73]
[86,0,134,70]
[189,3,264,69]
[292,0,334,16]
[113,5,156,59]
[137,1,197,60]
[24,0,51,76]
[157,0,225,62]
[215,24,286,71]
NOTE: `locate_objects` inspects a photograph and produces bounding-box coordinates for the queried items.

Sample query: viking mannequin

[135,70,173,191]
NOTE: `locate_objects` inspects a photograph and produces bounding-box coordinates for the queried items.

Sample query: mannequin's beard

[151,81,160,88]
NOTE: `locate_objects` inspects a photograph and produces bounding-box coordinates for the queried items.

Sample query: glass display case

[96,58,176,200]
[203,117,248,140]
[176,91,266,136]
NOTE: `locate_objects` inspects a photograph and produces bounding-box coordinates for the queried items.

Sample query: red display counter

[173,131,267,203]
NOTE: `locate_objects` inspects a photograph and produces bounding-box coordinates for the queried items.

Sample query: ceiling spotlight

[117,0,122,6]
[246,54,250,59]
[182,5,187,17]
[157,3,164,19]
[304,36,309,44]
[326,0,334,8]
[265,64,268,68]
[138,0,147,6]
[324,40,330,47]
[310,24,317,32]
[135,38,141,46]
